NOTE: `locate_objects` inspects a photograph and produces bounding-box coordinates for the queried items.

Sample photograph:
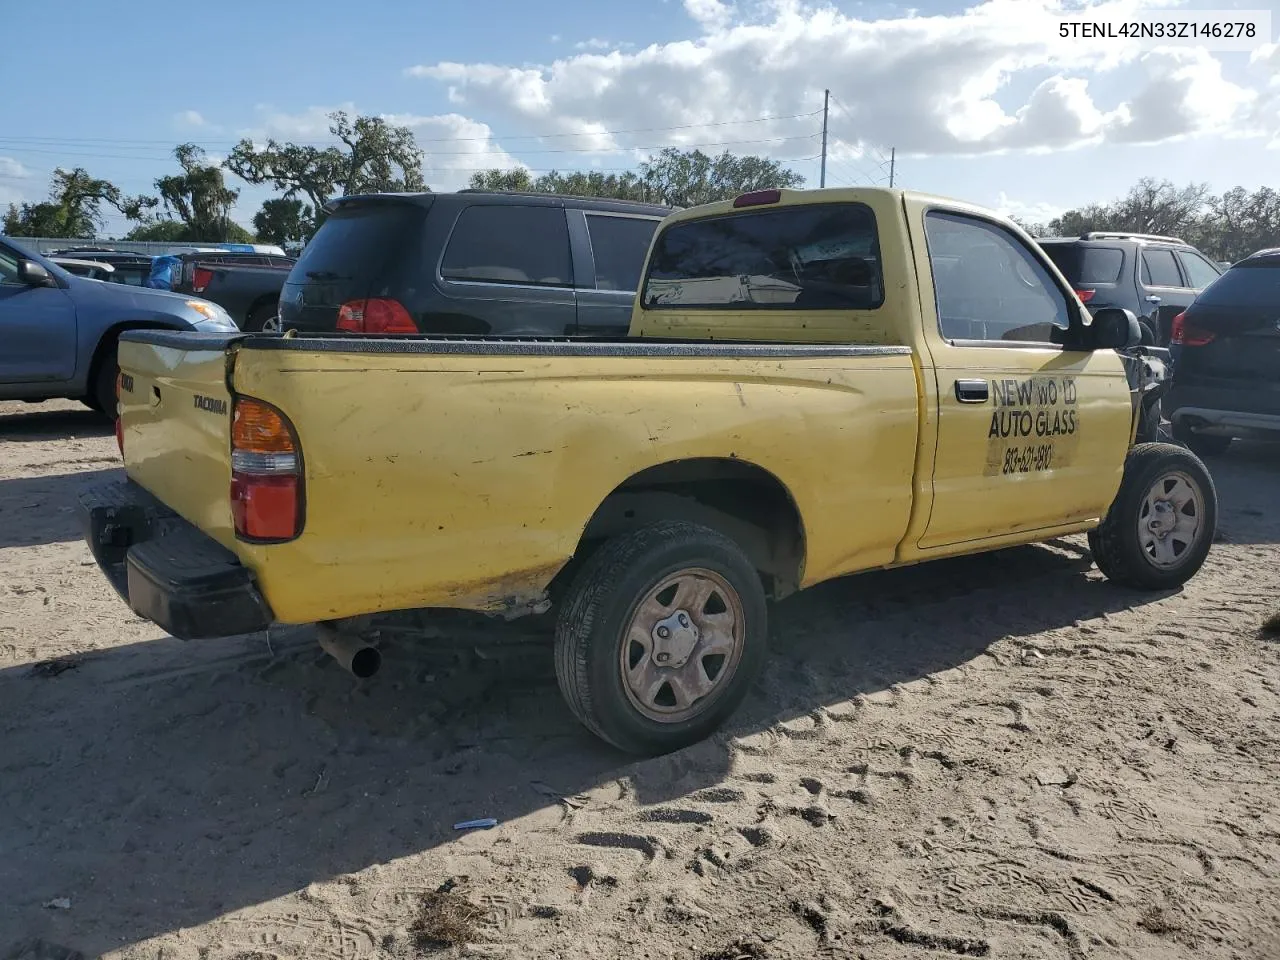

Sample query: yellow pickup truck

[80,187,1218,755]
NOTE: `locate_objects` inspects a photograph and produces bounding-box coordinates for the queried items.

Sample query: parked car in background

[1037,232,1224,346]
[172,259,296,330]
[278,190,672,337]
[1166,249,1280,456]
[51,250,154,286]
[49,257,117,281]
[0,239,238,418]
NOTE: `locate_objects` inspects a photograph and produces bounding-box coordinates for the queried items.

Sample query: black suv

[1166,249,1280,456]
[1037,232,1224,346]
[277,190,673,337]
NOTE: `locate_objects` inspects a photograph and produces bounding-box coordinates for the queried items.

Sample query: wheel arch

[555,457,808,602]
[84,319,180,398]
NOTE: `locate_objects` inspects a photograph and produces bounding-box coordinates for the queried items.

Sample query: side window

[1177,251,1222,289]
[585,215,658,291]
[1141,249,1183,287]
[441,205,573,287]
[924,211,1070,343]
[0,247,21,284]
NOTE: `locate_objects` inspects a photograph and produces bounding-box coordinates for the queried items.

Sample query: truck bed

[114,329,920,624]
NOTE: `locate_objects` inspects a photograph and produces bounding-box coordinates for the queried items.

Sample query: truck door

[0,244,77,384]
[911,208,1133,550]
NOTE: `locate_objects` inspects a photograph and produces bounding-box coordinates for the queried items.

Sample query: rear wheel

[554,521,768,755]
[1172,420,1232,457]
[245,302,277,332]
[90,344,119,422]
[1088,442,1217,590]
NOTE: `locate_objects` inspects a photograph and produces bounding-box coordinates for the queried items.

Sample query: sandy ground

[2,398,1278,960]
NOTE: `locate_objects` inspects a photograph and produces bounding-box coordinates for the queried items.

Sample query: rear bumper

[1167,404,1280,438]
[78,479,273,639]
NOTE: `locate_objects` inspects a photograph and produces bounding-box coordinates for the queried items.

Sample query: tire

[90,344,119,422]
[245,302,276,332]
[1172,420,1232,457]
[1138,319,1157,346]
[554,521,768,755]
[1088,442,1217,591]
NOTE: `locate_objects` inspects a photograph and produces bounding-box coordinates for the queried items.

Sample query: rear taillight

[1170,310,1215,347]
[230,397,303,542]
[336,298,417,334]
[191,267,214,293]
[1074,288,1095,303]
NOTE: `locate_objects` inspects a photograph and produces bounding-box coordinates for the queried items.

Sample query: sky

[1,0,1277,237]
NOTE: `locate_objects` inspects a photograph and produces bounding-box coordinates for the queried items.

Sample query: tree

[469,148,805,206]
[638,148,805,207]
[252,197,314,246]
[1036,178,1280,261]
[143,143,245,241]
[225,111,427,217]
[3,167,153,238]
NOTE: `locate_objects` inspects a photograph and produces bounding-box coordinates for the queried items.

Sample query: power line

[0,110,825,150]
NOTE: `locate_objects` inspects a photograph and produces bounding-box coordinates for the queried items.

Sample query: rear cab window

[441,205,573,287]
[642,202,883,310]
[585,214,659,291]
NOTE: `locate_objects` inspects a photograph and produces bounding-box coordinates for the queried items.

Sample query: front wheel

[1088,442,1217,590]
[554,521,768,755]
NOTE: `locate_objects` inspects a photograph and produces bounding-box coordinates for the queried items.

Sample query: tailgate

[116,330,245,549]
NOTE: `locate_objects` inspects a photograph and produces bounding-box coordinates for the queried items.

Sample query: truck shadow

[0,404,114,443]
[0,468,121,548]
[0,538,1171,958]
[1201,440,1280,546]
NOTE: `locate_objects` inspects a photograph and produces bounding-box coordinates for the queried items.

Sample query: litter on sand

[453,818,499,831]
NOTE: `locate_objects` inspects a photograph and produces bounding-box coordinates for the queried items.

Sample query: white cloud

[575,38,617,51]
[403,0,1262,160]
[175,109,208,128]
[684,0,734,32]
[995,191,1065,225]
[0,156,29,179]
[380,112,526,189]
[240,102,358,141]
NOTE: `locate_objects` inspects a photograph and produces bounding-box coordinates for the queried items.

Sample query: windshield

[1194,261,1280,307]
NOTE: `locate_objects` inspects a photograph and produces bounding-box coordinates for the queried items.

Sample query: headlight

[186,300,238,332]
[186,300,221,321]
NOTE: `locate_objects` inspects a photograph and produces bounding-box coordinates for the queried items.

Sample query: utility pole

[889,147,896,188]
[819,89,829,188]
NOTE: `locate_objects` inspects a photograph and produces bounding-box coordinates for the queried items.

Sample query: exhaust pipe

[316,622,381,679]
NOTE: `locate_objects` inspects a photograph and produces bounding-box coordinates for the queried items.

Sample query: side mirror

[17,259,56,288]
[1089,307,1141,351]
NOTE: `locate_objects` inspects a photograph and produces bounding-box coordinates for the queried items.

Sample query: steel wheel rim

[261,316,280,332]
[1137,470,1204,569]
[619,567,746,724]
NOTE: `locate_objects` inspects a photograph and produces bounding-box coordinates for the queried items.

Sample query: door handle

[1145,295,1162,304]
[955,379,989,403]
